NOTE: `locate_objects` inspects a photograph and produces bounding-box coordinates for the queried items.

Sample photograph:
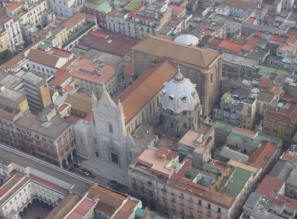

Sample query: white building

[48,0,85,18]
[0,164,71,218]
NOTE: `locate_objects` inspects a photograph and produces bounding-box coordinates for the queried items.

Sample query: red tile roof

[248,142,277,168]
[256,175,284,197]
[218,39,243,52]
[269,35,288,44]
[287,28,297,37]
[27,49,60,68]
[116,61,176,123]
[264,103,297,125]
[113,199,139,219]
[67,58,115,85]
[49,70,71,87]
[61,12,86,30]
[8,1,22,11]
[170,5,185,14]
[65,198,96,219]
[80,30,138,56]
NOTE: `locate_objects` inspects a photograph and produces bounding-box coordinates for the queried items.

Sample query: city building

[17,70,52,113]
[213,87,257,130]
[132,35,222,116]
[263,102,297,142]
[25,48,73,78]
[0,14,23,51]
[128,147,258,219]
[0,163,72,219]
[15,106,75,167]
[64,58,118,96]
[48,0,85,18]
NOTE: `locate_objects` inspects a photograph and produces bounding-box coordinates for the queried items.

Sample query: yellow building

[52,13,96,49]
[263,103,297,142]
[0,31,9,53]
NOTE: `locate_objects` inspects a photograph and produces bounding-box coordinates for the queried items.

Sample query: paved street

[0,143,109,195]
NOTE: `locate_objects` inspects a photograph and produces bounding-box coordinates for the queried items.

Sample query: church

[74,36,221,184]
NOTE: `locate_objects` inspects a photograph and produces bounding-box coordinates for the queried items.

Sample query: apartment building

[18,71,51,113]
[106,1,172,39]
[0,82,29,147]
[0,15,23,51]
[128,147,257,219]
[51,12,97,50]
[26,48,73,78]
[213,88,257,130]
[263,102,297,142]
[0,27,9,53]
[48,0,85,18]
[64,58,118,96]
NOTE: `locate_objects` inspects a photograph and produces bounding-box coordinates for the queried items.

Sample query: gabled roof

[117,61,176,123]
[248,142,277,168]
[27,49,60,68]
[61,12,86,30]
[132,35,220,70]
[256,175,284,197]
[264,103,297,125]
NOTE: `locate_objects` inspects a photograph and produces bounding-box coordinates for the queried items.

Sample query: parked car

[107,180,128,193]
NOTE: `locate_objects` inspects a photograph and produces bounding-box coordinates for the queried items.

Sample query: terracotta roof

[287,28,297,37]
[65,93,92,115]
[256,175,284,197]
[219,39,243,52]
[264,103,297,125]
[67,58,115,84]
[117,61,176,123]
[45,194,81,219]
[0,15,11,24]
[49,70,71,87]
[170,5,185,14]
[2,54,24,69]
[27,49,60,68]
[65,198,96,219]
[50,48,72,57]
[223,0,258,9]
[8,1,22,11]
[87,185,126,216]
[248,142,277,168]
[61,12,86,30]
[113,199,139,219]
[132,35,220,70]
[80,30,138,56]
[269,35,288,44]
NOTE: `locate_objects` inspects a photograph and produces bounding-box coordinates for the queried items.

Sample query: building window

[111,152,118,164]
[198,200,202,206]
[108,123,113,134]
[95,152,99,157]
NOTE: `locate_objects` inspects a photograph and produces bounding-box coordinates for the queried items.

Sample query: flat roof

[17,70,44,85]
[223,53,258,68]
[16,112,72,139]
[221,167,252,197]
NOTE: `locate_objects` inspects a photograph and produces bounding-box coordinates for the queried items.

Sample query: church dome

[160,67,200,114]
[174,34,199,46]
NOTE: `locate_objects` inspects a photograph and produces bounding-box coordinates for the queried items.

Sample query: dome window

[181,96,187,101]
[169,95,174,100]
